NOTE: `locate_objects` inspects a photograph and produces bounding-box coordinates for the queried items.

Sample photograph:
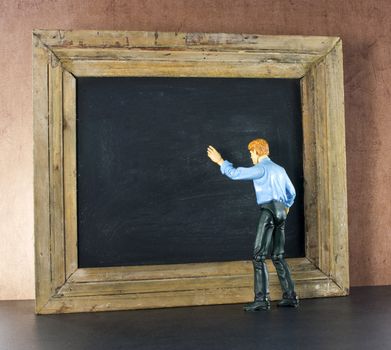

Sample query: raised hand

[207,145,224,165]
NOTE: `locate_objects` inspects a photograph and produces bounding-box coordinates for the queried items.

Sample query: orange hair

[248,138,269,156]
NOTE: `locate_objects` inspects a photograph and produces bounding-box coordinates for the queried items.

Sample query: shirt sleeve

[220,160,265,180]
[284,171,296,207]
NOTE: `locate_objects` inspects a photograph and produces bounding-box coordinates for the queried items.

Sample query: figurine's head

[248,138,269,165]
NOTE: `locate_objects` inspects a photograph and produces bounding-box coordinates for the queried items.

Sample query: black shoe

[277,295,299,308]
[243,299,271,312]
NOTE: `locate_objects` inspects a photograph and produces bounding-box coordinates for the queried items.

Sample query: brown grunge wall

[1,0,390,299]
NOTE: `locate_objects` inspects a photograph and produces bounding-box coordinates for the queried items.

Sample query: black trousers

[252,200,296,301]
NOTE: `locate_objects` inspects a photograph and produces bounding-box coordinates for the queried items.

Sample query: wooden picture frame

[33,30,348,314]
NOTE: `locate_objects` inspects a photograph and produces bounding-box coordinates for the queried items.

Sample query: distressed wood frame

[33,30,348,314]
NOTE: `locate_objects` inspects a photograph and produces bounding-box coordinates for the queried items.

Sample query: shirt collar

[257,155,269,164]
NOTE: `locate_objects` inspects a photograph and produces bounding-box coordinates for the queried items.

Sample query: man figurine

[207,139,299,311]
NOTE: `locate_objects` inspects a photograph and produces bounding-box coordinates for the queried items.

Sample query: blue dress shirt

[220,156,296,208]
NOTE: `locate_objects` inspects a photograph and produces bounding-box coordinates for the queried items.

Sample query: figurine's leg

[271,220,298,307]
[252,209,275,302]
[244,209,274,311]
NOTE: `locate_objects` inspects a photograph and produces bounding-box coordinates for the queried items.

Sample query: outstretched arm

[207,145,264,180]
[220,160,264,180]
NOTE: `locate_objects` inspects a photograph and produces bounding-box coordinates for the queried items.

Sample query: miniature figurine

[207,139,299,311]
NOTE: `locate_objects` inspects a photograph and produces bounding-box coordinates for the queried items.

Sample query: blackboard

[76,77,304,268]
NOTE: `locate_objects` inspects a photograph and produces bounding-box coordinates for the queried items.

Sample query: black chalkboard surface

[76,77,304,268]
